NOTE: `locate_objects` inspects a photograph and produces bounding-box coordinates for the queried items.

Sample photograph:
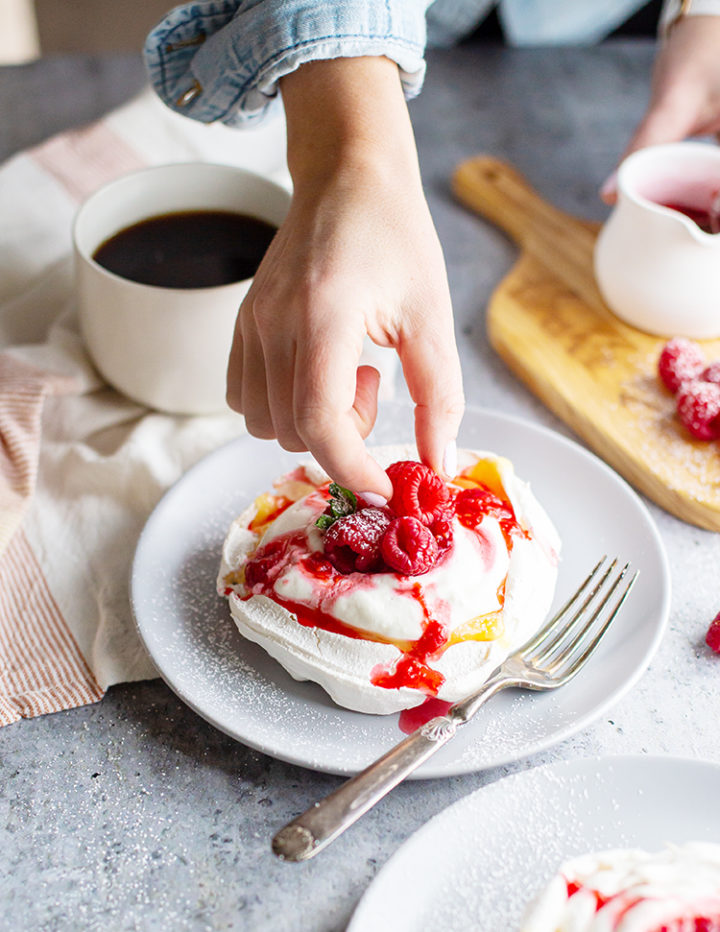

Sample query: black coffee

[92,209,278,289]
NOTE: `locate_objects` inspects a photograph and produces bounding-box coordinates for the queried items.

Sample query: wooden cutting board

[452,155,720,532]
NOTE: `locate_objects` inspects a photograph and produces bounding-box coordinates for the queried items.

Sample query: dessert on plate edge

[522,843,720,931]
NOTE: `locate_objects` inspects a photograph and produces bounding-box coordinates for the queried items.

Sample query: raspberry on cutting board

[676,381,720,441]
[657,337,706,394]
[701,361,720,385]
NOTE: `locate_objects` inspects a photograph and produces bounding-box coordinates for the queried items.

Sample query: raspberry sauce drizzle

[370,583,448,695]
[566,879,611,912]
[654,919,720,932]
[564,881,720,930]
[454,483,527,552]
[244,539,451,693]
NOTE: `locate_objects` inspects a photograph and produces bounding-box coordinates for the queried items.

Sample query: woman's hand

[226,58,464,499]
[602,15,720,202]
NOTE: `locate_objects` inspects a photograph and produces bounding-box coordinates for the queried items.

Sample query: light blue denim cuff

[144,0,430,127]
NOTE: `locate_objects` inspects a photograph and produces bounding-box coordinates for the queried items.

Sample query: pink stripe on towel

[0,353,80,557]
[0,529,104,726]
[30,121,145,201]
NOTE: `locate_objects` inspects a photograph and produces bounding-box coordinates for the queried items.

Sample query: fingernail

[442,440,457,478]
[600,170,618,201]
[359,491,388,508]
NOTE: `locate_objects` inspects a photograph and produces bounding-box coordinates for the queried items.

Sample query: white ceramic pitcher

[594,141,720,339]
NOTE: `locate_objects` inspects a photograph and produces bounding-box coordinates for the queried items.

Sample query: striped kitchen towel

[0,88,289,725]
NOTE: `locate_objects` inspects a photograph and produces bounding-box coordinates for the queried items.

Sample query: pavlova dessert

[217,446,560,714]
[522,843,720,931]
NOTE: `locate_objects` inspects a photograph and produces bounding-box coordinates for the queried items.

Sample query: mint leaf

[328,483,357,516]
[315,483,358,529]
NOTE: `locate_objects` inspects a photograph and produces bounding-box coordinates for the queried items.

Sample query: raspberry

[676,380,720,441]
[386,461,450,526]
[706,612,720,654]
[380,516,439,576]
[323,507,391,574]
[455,487,514,529]
[701,361,720,385]
[657,338,705,394]
[430,513,454,554]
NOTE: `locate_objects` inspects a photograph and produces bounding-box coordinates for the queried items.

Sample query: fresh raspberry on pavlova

[217,445,560,714]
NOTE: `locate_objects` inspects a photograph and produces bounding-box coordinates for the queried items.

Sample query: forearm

[280,57,422,192]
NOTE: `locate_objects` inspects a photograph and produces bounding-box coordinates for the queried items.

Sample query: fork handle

[272,677,507,862]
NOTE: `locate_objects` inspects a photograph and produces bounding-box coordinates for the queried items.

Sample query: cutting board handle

[452,155,573,246]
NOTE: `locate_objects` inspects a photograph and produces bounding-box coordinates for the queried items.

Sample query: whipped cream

[218,445,560,714]
[522,843,720,931]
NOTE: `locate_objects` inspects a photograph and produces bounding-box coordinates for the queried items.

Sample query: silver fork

[272,556,637,862]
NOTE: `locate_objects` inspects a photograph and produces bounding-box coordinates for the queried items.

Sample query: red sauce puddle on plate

[398,697,453,734]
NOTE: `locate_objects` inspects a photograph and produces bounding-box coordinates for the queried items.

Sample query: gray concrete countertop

[2,41,719,932]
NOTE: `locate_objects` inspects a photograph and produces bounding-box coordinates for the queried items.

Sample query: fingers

[295,410,391,498]
[599,171,619,206]
[230,290,461,495]
[228,289,307,451]
[294,326,392,499]
[229,291,391,496]
[262,333,307,453]
[226,311,244,412]
[353,365,381,439]
[238,311,275,439]
[396,313,464,479]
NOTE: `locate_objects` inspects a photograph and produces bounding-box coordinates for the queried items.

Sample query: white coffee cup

[73,162,291,414]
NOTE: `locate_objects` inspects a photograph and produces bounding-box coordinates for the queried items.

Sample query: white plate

[130,403,670,777]
[348,756,720,931]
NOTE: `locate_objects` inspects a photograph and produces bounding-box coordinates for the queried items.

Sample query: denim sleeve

[144,1,431,127]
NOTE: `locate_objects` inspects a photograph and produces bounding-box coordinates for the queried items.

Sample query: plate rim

[130,403,671,777]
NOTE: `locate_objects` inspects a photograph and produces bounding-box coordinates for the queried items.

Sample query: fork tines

[522,556,638,682]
